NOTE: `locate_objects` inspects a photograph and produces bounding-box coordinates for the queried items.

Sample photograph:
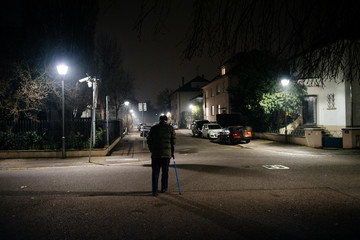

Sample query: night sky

[96,1,218,104]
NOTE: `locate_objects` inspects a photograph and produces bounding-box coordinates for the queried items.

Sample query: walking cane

[173,156,181,195]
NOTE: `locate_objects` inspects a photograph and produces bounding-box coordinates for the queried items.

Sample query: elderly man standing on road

[147,115,176,196]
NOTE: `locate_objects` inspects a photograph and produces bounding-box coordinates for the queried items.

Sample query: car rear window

[209,125,221,129]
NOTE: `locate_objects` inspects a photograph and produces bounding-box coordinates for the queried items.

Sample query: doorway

[303,96,317,125]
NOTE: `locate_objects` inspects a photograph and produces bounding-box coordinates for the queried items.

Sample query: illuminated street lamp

[123,101,130,133]
[57,64,68,158]
[281,78,290,144]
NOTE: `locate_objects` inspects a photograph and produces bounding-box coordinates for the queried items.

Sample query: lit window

[221,66,226,75]
[217,105,221,114]
[217,85,221,94]
[206,107,209,116]
[211,106,215,115]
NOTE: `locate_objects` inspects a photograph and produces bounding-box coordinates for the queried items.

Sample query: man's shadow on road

[143,164,255,176]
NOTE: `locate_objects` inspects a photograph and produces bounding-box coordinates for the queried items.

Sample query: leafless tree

[156,88,173,112]
[135,0,360,84]
[95,35,135,120]
[0,63,54,122]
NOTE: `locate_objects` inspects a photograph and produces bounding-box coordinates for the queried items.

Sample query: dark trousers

[151,158,170,194]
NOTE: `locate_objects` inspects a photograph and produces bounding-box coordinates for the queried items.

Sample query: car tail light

[233,131,240,138]
[244,130,252,137]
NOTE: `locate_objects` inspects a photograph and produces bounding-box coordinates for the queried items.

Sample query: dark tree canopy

[0,0,99,121]
[1,0,98,80]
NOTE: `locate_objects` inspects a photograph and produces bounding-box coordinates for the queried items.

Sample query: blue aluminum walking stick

[173,156,181,195]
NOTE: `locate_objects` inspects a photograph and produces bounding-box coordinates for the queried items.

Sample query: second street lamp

[57,64,68,158]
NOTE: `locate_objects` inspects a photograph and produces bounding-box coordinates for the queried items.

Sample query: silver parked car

[201,123,223,139]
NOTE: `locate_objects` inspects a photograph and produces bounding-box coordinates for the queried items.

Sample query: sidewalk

[245,138,360,156]
[0,130,151,170]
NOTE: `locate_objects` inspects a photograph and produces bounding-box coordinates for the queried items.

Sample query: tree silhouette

[95,35,135,120]
[135,0,360,84]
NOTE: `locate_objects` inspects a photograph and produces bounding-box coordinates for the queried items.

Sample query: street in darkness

[0,129,360,240]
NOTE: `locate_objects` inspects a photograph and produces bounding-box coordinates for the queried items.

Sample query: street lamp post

[57,64,68,158]
[124,101,130,133]
[281,78,290,144]
[78,75,99,162]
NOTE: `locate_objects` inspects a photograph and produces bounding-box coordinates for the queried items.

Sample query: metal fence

[266,129,305,137]
[266,128,343,138]
[0,119,122,146]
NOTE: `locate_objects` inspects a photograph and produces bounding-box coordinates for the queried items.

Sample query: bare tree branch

[135,0,360,83]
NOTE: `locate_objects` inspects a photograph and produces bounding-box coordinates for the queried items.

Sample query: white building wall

[306,81,346,129]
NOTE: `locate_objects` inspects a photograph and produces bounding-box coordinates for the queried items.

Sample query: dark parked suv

[191,120,210,137]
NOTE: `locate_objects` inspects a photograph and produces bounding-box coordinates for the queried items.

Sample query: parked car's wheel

[245,139,250,143]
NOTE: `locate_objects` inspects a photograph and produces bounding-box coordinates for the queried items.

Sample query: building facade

[202,72,229,122]
[170,76,209,128]
[300,78,360,132]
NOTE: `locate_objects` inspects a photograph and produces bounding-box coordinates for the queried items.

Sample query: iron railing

[0,119,123,146]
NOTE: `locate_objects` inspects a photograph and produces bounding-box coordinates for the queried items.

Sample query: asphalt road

[0,129,360,240]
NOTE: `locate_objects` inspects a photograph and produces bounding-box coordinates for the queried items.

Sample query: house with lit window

[203,49,360,148]
[170,76,209,128]
[202,74,229,122]
[202,51,255,122]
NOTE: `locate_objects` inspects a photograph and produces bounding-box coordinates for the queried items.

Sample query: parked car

[140,125,151,137]
[138,123,145,131]
[191,120,210,137]
[218,125,252,144]
[201,123,223,139]
[171,122,179,130]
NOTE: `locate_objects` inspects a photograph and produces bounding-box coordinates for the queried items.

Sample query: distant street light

[281,78,290,144]
[57,64,68,158]
[123,101,130,133]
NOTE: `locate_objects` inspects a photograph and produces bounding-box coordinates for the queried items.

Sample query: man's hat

[159,115,168,121]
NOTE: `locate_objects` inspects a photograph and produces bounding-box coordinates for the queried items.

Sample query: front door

[303,96,317,125]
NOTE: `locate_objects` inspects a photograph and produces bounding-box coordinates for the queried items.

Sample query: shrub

[0,131,44,150]
[66,132,88,150]
[0,131,94,150]
[94,128,105,148]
